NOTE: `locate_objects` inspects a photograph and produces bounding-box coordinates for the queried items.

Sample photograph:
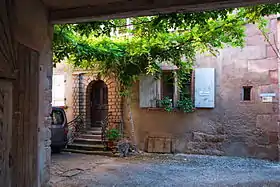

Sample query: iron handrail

[67,115,84,144]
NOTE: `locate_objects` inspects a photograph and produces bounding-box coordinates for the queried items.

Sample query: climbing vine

[53,4,279,94]
[52,4,279,149]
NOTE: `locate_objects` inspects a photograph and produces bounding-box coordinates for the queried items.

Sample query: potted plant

[106,128,121,150]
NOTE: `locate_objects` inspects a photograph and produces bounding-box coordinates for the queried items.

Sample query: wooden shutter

[139,75,160,108]
[194,68,215,108]
[52,74,65,106]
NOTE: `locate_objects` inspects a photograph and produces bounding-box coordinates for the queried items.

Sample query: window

[139,71,177,108]
[181,72,192,99]
[242,86,252,101]
[161,71,175,101]
[139,68,216,109]
[51,110,65,125]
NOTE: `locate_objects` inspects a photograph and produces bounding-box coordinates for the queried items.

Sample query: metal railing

[100,116,109,148]
[67,115,84,144]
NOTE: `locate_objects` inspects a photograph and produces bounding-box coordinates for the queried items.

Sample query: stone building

[1,0,278,186]
[54,16,280,161]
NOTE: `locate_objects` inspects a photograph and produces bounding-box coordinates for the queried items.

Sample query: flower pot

[107,140,115,151]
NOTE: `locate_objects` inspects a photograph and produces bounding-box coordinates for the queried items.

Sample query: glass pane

[51,110,64,125]
[162,72,174,99]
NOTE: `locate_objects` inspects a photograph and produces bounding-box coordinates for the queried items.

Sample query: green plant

[158,97,173,112]
[177,96,195,113]
[106,128,121,141]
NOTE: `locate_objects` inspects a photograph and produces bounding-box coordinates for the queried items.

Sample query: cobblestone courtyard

[50,153,280,187]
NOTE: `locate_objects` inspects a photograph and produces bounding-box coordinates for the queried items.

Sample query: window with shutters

[139,67,215,109]
[139,71,178,108]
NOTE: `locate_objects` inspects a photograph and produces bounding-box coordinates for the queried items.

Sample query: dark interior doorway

[90,80,108,127]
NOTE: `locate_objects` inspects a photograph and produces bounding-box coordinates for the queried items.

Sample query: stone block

[192,132,225,142]
[248,58,277,73]
[269,70,278,84]
[258,84,278,94]
[254,144,278,161]
[266,45,279,58]
[256,131,270,145]
[269,132,278,144]
[246,35,266,46]
[238,45,267,60]
[223,141,250,157]
[185,142,223,155]
[245,24,262,37]
[256,114,278,132]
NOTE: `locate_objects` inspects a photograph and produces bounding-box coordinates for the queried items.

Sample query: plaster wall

[125,17,280,160]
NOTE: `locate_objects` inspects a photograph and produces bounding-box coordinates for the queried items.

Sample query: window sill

[240,100,255,104]
[142,107,196,113]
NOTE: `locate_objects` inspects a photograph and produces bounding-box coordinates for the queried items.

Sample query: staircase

[64,126,114,156]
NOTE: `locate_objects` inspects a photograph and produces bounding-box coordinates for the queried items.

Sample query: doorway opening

[88,80,108,127]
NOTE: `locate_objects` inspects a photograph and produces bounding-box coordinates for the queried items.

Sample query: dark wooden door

[91,81,108,127]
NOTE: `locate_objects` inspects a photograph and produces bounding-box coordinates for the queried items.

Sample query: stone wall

[53,64,123,130]
[125,17,280,161]
[0,0,52,186]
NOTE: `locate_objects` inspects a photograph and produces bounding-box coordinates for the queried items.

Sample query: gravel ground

[50,152,280,187]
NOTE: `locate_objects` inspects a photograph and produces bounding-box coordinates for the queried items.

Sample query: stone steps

[74,137,104,145]
[87,127,102,131]
[80,134,102,139]
[82,130,102,135]
[65,127,110,155]
[67,143,105,151]
[63,148,114,157]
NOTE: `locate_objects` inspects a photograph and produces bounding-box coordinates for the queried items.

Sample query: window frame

[160,70,178,107]
[241,86,254,103]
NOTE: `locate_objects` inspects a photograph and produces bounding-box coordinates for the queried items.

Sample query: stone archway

[72,73,123,130]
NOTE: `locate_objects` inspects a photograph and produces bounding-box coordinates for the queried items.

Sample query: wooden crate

[147,137,173,153]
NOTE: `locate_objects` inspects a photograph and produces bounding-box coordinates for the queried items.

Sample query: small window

[161,71,174,103]
[242,86,252,101]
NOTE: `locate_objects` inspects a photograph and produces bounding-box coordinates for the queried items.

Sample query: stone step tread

[79,136,102,140]
[82,130,102,134]
[68,143,104,148]
[88,127,102,130]
[75,138,103,142]
[80,134,102,137]
[63,149,115,157]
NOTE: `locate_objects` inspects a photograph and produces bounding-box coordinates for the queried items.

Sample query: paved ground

[50,152,280,187]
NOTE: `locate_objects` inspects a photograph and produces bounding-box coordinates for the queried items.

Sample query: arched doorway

[89,80,108,127]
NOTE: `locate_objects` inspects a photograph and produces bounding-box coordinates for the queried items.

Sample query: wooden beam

[50,0,279,23]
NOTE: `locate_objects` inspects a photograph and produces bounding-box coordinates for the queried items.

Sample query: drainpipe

[277,16,280,161]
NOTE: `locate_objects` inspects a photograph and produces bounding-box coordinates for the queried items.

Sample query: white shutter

[194,68,215,108]
[139,75,160,108]
[52,74,65,106]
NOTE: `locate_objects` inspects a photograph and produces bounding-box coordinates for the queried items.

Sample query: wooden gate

[0,80,12,187]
